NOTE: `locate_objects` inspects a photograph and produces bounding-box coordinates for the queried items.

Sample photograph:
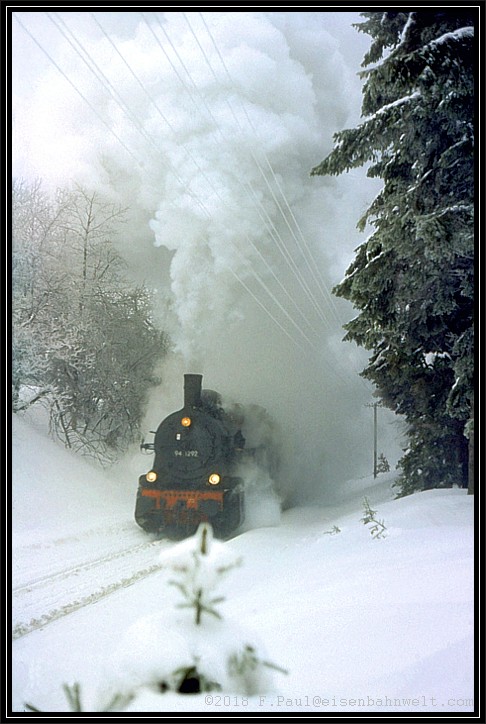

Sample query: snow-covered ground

[10,412,475,714]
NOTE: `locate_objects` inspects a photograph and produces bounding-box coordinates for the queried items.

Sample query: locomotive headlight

[208,473,221,485]
[181,416,192,427]
[146,470,157,483]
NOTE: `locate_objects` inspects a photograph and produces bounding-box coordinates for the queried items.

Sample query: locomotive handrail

[140,440,155,452]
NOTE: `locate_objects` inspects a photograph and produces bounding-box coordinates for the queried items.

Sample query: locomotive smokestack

[184,373,203,408]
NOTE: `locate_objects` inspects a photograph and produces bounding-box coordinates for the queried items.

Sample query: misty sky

[10,10,404,501]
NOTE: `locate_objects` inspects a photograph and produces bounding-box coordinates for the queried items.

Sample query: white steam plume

[13,11,403,503]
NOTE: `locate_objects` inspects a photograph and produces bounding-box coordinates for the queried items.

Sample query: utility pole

[365,401,383,478]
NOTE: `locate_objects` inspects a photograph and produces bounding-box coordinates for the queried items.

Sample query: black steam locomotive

[135,373,267,540]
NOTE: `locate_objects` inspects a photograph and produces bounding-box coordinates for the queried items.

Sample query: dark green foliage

[361,497,387,539]
[26,683,83,713]
[377,453,390,473]
[227,645,289,678]
[173,666,221,694]
[168,523,239,626]
[25,682,131,713]
[312,11,475,494]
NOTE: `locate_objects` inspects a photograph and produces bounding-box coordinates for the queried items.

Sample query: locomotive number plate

[174,449,199,457]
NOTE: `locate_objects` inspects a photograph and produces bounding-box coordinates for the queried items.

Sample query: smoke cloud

[12,11,404,504]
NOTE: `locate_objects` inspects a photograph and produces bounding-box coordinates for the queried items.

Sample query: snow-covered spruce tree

[94,523,286,710]
[311,11,475,495]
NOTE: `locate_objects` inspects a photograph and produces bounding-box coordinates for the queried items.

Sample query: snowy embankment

[11,414,475,714]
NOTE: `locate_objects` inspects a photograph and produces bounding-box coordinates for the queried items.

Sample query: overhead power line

[194,11,344,326]
[17,14,318,355]
[145,11,332,336]
[13,11,373,389]
[14,15,140,166]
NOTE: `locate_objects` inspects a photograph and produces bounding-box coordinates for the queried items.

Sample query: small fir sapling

[361,497,387,539]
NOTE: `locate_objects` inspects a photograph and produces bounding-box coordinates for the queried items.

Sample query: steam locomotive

[135,373,276,540]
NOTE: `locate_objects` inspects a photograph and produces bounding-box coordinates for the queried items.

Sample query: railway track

[12,533,169,639]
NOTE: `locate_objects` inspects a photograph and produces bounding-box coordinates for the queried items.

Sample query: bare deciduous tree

[12,179,170,463]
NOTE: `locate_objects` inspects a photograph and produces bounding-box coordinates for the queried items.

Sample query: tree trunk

[467,395,474,495]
